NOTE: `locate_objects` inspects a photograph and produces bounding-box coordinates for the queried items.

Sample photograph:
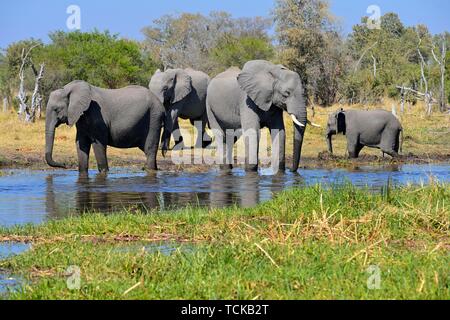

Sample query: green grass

[0,183,449,299]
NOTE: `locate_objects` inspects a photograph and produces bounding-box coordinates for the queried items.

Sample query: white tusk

[307,120,321,128]
[291,114,305,127]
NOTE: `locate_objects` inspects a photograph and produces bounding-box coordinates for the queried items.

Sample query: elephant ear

[149,70,165,104]
[172,70,192,104]
[237,65,275,111]
[337,111,346,134]
[64,81,92,127]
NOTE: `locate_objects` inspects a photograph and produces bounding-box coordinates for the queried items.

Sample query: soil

[1,149,448,172]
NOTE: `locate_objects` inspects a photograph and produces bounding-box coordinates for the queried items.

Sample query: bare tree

[431,36,447,112]
[17,45,45,122]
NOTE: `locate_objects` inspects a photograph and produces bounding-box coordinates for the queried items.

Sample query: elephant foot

[245,164,258,172]
[219,164,233,172]
[272,163,286,175]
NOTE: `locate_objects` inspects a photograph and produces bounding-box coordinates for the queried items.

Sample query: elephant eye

[282,91,291,98]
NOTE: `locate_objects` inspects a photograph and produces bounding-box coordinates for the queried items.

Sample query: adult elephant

[45,80,165,173]
[149,68,212,154]
[206,60,318,172]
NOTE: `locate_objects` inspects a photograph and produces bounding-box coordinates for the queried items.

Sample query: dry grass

[0,99,448,169]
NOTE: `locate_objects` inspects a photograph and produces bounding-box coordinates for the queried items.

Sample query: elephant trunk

[287,89,307,172]
[326,133,333,154]
[45,113,66,168]
[292,123,306,172]
[290,110,307,173]
[161,107,180,157]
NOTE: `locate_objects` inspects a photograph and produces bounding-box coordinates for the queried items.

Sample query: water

[0,164,449,227]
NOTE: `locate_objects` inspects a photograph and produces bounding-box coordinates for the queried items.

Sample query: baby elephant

[326,109,403,158]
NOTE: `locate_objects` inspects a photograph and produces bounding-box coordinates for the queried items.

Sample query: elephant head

[237,60,308,171]
[149,69,192,155]
[326,109,346,154]
[45,80,92,168]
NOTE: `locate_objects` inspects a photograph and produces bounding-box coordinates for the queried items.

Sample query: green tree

[40,30,157,89]
[142,11,272,74]
[344,14,428,104]
[209,35,274,73]
[274,0,343,106]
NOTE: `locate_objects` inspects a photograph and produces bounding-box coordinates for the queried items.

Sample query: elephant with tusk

[206,60,316,172]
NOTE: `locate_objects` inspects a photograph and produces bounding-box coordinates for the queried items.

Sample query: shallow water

[0,163,449,227]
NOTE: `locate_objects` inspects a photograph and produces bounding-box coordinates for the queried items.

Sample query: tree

[344,14,428,105]
[209,35,274,73]
[274,0,343,106]
[41,30,157,90]
[0,51,12,111]
[141,11,273,74]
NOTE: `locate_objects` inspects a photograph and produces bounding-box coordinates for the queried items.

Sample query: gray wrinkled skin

[149,68,211,152]
[45,80,165,173]
[206,60,308,172]
[326,109,403,158]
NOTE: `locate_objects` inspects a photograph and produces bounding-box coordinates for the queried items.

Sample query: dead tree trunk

[431,37,447,112]
[16,45,44,123]
[2,97,7,112]
[417,41,432,115]
[400,86,405,113]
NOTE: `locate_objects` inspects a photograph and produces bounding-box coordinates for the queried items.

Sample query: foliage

[209,35,274,73]
[274,0,344,106]
[0,7,448,112]
[142,11,273,74]
[0,31,158,110]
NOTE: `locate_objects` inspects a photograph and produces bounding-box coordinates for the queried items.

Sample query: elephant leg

[192,115,212,149]
[207,103,232,170]
[144,135,160,171]
[92,142,109,173]
[76,133,91,173]
[380,133,400,158]
[243,123,260,172]
[346,135,359,159]
[144,112,163,170]
[172,119,184,149]
[216,133,232,171]
[355,144,364,158]
[269,114,286,173]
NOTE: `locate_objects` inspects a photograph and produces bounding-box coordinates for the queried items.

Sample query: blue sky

[1,0,449,49]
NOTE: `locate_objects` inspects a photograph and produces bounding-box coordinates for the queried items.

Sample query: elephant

[206,60,318,173]
[149,68,212,154]
[325,109,403,158]
[45,80,165,173]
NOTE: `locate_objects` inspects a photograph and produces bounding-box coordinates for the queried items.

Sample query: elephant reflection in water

[208,172,292,208]
[75,174,162,213]
[45,171,300,217]
[45,173,211,216]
